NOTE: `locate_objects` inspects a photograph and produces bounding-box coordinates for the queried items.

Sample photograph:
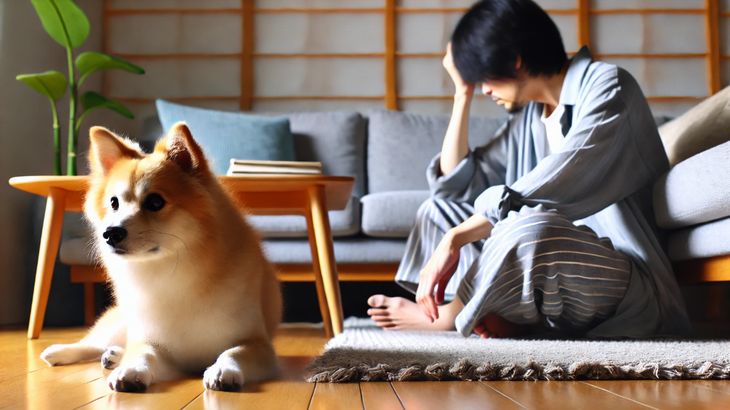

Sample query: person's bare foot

[366,294,458,331]
[473,313,530,338]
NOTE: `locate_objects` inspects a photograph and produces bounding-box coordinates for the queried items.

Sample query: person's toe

[367,294,388,308]
[473,323,491,338]
[367,308,388,317]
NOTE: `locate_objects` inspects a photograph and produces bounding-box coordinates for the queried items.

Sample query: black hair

[451,0,568,83]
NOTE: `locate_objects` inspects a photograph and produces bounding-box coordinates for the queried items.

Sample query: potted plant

[16,0,144,175]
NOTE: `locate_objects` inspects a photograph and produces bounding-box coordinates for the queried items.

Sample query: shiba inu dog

[40,122,282,392]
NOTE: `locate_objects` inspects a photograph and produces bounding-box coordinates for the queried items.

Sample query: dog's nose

[103,226,127,247]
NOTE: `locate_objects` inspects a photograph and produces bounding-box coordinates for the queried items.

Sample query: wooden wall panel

[102,0,728,121]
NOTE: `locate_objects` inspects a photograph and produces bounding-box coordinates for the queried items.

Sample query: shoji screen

[103,0,728,131]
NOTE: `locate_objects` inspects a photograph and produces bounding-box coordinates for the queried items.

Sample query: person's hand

[415,231,461,322]
[443,42,475,97]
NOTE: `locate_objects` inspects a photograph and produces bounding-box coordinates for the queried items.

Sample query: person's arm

[415,214,493,322]
[440,43,474,175]
[475,69,663,224]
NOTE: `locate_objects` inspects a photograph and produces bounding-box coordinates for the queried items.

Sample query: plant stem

[51,99,61,176]
[66,45,78,176]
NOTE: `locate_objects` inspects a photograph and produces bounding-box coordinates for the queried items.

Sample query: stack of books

[226,159,323,175]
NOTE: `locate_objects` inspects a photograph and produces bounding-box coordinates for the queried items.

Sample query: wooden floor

[1,326,729,409]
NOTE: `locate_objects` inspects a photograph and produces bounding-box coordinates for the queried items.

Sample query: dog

[40,122,282,392]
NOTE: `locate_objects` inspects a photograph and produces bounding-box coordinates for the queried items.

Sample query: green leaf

[31,0,90,49]
[81,91,134,119]
[16,71,68,101]
[76,52,145,85]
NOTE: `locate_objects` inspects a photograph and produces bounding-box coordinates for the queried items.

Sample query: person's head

[451,0,567,111]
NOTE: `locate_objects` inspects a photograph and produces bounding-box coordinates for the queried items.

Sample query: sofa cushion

[367,110,507,193]
[249,196,360,238]
[658,85,730,166]
[361,190,430,238]
[262,237,406,264]
[287,111,366,198]
[653,140,730,229]
[666,216,730,262]
[248,111,366,237]
[156,99,295,175]
[60,231,405,266]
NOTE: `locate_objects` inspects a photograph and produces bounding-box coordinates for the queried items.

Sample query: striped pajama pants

[395,198,631,337]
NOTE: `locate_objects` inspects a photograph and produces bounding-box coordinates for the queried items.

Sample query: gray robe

[425,47,691,338]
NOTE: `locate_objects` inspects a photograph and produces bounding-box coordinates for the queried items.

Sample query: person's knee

[495,204,566,234]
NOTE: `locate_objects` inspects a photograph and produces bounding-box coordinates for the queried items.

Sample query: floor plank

[309,382,362,409]
[392,381,524,410]
[360,382,404,410]
[584,380,730,409]
[184,380,315,410]
[81,378,204,409]
[485,380,652,410]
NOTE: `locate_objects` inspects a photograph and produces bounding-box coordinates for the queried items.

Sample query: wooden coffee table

[9,175,354,339]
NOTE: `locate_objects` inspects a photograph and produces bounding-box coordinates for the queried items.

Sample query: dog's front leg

[106,338,160,392]
[204,339,278,391]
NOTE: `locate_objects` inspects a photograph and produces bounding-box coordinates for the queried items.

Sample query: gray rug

[307,318,730,382]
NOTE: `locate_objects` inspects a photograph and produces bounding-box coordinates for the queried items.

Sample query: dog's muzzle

[103,226,128,247]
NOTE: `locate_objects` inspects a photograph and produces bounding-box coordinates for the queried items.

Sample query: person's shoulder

[584,60,640,91]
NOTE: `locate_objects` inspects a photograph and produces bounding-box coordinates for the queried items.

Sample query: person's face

[480,77,525,113]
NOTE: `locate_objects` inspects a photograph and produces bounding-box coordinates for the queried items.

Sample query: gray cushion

[59,237,96,266]
[366,110,507,193]
[60,234,406,266]
[667,216,730,261]
[658,85,730,166]
[249,196,360,238]
[288,111,366,197]
[361,191,430,238]
[653,140,730,229]
[248,111,365,237]
[262,237,406,264]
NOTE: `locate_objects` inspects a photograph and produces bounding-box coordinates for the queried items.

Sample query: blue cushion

[155,99,295,175]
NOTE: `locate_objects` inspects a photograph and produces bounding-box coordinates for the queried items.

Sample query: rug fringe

[305,361,730,382]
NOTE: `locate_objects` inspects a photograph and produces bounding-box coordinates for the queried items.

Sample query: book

[226,159,323,175]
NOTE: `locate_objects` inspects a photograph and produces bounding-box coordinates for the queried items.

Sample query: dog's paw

[204,361,244,391]
[101,346,124,370]
[40,344,77,366]
[107,364,153,392]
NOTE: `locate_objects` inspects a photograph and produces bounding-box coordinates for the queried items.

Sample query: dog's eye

[142,193,166,212]
[110,197,119,211]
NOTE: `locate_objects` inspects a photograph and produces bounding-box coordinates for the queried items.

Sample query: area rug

[306,318,730,382]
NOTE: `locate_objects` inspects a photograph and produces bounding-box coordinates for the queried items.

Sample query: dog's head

[85,122,215,261]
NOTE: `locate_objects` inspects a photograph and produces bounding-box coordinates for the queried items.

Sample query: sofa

[57,92,730,324]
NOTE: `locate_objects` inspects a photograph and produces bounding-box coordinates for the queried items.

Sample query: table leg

[306,185,344,336]
[28,188,66,339]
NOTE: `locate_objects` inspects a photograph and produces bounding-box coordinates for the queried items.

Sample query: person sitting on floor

[367,0,691,339]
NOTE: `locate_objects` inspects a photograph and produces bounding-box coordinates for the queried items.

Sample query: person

[366,0,691,339]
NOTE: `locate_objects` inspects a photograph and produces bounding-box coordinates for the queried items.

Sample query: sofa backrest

[366,110,507,193]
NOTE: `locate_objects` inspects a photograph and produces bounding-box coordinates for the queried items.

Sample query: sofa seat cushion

[60,237,96,266]
[263,237,406,264]
[653,140,730,229]
[60,232,405,267]
[361,191,430,238]
[666,217,730,262]
[367,110,507,192]
[249,196,360,238]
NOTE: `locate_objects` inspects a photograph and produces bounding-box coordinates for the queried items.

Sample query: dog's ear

[161,122,209,174]
[89,127,144,175]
